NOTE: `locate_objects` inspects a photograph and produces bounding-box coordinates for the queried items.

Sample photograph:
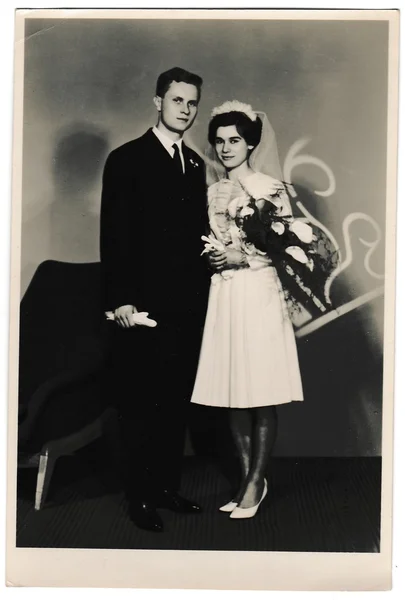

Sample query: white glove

[201,234,226,255]
[105,311,157,328]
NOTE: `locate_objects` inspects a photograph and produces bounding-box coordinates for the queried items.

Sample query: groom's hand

[208,250,227,272]
[114,305,138,329]
[208,249,248,271]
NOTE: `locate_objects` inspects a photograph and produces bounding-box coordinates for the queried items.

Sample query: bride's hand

[224,249,248,268]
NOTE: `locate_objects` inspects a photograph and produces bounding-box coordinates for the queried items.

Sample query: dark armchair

[17,260,116,509]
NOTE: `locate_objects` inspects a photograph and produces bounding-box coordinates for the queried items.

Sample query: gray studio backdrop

[20,17,388,457]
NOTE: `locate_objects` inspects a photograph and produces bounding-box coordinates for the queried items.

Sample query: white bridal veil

[202,107,284,186]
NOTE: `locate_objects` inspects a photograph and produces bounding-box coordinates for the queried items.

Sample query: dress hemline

[190,397,304,409]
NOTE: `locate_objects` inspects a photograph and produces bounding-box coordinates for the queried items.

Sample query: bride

[190,100,304,519]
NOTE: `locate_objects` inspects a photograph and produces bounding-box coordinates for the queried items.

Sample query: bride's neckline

[220,171,257,185]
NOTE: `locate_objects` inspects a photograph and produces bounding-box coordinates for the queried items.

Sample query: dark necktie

[172,143,184,174]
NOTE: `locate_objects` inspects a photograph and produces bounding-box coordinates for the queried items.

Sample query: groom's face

[156,81,199,134]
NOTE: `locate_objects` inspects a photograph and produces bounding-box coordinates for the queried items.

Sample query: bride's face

[214,125,250,171]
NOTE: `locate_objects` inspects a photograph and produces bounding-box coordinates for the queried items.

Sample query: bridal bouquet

[238,187,337,318]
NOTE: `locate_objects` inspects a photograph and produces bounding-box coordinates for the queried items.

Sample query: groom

[99,67,210,532]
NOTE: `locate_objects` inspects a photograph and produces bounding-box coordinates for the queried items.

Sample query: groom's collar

[152,126,183,155]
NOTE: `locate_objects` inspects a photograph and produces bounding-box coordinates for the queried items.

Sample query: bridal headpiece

[204,100,283,185]
[211,100,257,122]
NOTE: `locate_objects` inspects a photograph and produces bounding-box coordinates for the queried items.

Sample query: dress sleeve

[207,183,223,240]
[207,183,218,209]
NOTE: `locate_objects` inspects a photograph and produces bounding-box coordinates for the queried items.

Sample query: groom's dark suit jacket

[99,128,210,493]
[100,128,210,318]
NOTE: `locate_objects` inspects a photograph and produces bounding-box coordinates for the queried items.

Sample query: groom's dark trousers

[99,129,210,502]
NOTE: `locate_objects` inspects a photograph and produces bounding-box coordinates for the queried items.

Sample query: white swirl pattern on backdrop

[283,138,385,338]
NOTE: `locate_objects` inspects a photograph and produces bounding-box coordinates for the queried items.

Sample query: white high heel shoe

[219,500,238,513]
[229,480,268,520]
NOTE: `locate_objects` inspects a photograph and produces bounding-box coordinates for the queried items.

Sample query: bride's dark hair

[208,111,263,148]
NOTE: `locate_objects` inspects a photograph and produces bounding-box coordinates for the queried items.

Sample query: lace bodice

[207,172,292,255]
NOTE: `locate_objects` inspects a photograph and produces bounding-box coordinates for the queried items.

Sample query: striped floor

[16,452,381,552]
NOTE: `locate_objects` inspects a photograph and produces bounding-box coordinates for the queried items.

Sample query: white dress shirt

[152,126,185,173]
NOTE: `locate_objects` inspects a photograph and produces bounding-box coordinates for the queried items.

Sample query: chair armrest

[18,347,108,447]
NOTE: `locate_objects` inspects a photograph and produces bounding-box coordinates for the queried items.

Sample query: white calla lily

[289,220,313,244]
[271,221,285,235]
[240,205,254,218]
[266,198,283,211]
[242,172,283,200]
[285,246,309,264]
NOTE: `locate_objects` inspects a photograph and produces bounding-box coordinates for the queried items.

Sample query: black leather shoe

[128,501,164,532]
[157,490,202,514]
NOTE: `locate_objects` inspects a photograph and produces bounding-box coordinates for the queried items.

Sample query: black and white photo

[6,8,399,591]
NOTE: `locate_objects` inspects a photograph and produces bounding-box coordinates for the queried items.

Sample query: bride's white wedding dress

[190,172,304,409]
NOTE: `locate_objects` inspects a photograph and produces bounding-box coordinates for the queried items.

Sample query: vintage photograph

[7,8,398,590]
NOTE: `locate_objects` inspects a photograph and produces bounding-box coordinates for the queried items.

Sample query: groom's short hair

[156,67,203,101]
